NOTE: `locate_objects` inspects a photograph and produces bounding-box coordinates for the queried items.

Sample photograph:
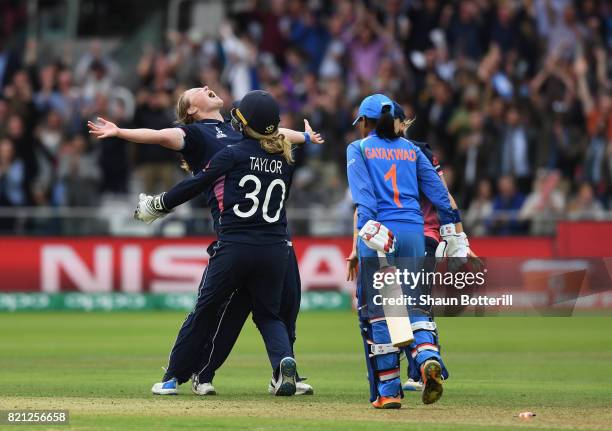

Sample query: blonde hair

[401,117,416,131]
[245,126,294,164]
[175,91,195,125]
[175,91,194,172]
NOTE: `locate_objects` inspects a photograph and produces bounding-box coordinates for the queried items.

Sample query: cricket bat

[377,250,414,347]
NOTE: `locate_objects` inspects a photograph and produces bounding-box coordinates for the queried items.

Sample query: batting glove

[134,193,170,224]
[436,224,468,258]
[359,220,396,254]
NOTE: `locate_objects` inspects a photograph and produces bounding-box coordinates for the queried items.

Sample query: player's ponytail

[375,105,396,140]
[245,126,294,164]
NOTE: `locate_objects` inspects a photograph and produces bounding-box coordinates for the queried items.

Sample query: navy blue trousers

[192,244,301,383]
[163,241,292,384]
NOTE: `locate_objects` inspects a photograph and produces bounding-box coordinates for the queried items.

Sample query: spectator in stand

[132,89,178,194]
[55,134,102,234]
[0,138,25,232]
[81,60,113,104]
[250,0,288,64]
[33,110,65,201]
[55,69,82,134]
[446,0,484,60]
[98,100,131,195]
[0,138,24,206]
[346,16,392,86]
[405,0,442,53]
[74,40,119,89]
[4,70,33,121]
[0,36,21,89]
[567,182,605,220]
[546,3,583,58]
[220,23,256,101]
[33,64,58,114]
[416,75,455,160]
[464,178,493,236]
[489,175,526,235]
[456,110,494,205]
[5,114,37,196]
[286,3,330,73]
[55,134,101,207]
[498,104,534,193]
[305,77,351,177]
[519,170,566,235]
[537,110,582,177]
[319,14,347,80]
[491,1,519,53]
[575,52,612,190]
[36,110,64,157]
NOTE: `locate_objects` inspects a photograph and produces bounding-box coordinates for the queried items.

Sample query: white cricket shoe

[190,374,216,395]
[271,357,297,396]
[402,378,424,392]
[192,380,216,395]
[268,377,313,395]
[151,378,178,395]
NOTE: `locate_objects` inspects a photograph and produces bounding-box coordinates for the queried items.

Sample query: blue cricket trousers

[164,241,291,383]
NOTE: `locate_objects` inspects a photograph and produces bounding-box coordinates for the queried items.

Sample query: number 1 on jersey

[384,164,402,208]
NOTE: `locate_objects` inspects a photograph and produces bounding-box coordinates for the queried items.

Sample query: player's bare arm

[346,208,359,281]
[437,172,465,233]
[279,119,325,145]
[88,117,185,150]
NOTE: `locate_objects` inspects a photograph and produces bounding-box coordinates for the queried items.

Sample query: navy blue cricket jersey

[163,138,294,245]
[412,141,443,176]
[177,119,243,230]
[178,119,242,173]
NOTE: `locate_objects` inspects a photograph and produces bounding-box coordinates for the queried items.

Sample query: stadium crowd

[0,0,610,236]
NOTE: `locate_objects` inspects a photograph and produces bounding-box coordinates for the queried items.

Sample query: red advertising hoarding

[0,222,610,295]
[0,237,355,293]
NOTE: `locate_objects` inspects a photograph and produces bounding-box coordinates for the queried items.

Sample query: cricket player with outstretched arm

[89,86,320,396]
[346,94,467,409]
[134,90,301,396]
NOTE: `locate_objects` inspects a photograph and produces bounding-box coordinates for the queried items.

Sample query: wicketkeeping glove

[358,220,396,254]
[134,193,170,224]
[435,224,468,258]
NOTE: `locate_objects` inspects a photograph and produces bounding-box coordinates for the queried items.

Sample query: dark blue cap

[392,101,406,121]
[352,94,394,126]
[234,90,280,135]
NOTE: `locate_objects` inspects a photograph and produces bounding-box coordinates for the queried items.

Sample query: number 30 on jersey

[233,175,286,223]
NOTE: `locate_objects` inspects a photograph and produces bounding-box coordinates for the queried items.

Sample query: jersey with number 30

[346,132,453,229]
[163,138,294,245]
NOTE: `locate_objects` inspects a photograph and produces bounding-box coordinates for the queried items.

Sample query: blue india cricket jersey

[346,131,453,229]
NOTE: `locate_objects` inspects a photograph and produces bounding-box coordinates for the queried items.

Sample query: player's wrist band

[303,132,311,144]
[153,193,170,213]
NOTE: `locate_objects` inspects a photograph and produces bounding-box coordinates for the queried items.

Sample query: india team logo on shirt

[216,127,227,139]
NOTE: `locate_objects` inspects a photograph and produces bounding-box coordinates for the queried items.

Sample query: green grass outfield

[0,312,611,430]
